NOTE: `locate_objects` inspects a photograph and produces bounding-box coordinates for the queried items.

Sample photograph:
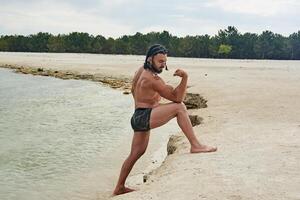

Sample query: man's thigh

[130,131,150,154]
[150,102,181,129]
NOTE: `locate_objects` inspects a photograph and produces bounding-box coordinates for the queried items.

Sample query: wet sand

[1,52,300,200]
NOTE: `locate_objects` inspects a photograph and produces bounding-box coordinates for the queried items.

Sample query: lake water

[0,68,135,200]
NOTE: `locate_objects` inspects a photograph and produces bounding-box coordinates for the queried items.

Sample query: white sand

[1,52,299,200]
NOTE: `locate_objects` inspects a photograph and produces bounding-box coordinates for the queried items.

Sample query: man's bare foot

[190,144,217,153]
[113,186,136,196]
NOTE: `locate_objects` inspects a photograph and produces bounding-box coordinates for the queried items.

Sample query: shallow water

[0,68,134,200]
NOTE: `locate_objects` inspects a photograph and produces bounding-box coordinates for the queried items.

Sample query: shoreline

[0,64,133,93]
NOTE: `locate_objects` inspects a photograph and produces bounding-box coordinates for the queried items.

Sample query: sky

[0,0,299,38]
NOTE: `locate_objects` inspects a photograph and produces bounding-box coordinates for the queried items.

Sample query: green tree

[255,31,276,59]
[115,37,130,54]
[47,34,66,52]
[0,36,9,51]
[1,28,300,60]
[28,32,52,52]
[288,31,300,59]
[178,36,195,57]
[272,33,289,59]
[239,33,258,59]
[216,26,241,58]
[101,37,115,54]
[218,44,232,58]
[0,35,30,51]
[92,35,106,53]
[129,32,148,55]
[64,32,93,53]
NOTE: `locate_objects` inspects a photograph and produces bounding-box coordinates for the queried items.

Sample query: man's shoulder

[140,70,158,79]
[146,76,167,92]
[133,67,144,77]
[143,72,164,83]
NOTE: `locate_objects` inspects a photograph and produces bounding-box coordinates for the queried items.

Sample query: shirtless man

[113,44,217,196]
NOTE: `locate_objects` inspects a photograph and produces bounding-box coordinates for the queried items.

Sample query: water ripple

[0,68,133,200]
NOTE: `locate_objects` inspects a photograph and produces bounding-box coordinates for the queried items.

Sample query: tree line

[1,26,300,60]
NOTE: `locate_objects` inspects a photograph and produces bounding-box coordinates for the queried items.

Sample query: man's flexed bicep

[152,69,188,103]
[151,77,181,103]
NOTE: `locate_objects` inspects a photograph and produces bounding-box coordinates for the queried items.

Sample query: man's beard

[150,63,163,74]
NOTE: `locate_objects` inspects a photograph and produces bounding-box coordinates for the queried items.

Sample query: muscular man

[113,44,217,196]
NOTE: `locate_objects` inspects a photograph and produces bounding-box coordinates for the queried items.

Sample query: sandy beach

[1,52,299,200]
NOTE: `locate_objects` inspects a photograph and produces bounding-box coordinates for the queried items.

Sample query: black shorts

[130,108,152,132]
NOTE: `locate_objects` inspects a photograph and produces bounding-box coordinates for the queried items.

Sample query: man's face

[151,53,167,73]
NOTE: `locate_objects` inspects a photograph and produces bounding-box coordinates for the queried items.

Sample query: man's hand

[173,69,188,78]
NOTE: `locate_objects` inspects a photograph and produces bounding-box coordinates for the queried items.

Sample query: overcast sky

[0,0,299,38]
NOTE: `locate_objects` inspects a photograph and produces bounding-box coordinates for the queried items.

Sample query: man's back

[131,67,161,108]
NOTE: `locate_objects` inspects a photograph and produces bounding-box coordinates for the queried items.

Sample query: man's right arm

[173,74,188,102]
[152,70,188,103]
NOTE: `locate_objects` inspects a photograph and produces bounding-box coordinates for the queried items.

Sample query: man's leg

[113,131,150,195]
[150,102,217,153]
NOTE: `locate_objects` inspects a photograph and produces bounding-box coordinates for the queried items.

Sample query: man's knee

[174,102,187,113]
[130,146,147,158]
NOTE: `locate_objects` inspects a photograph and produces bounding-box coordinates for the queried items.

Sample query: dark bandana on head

[144,44,168,74]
